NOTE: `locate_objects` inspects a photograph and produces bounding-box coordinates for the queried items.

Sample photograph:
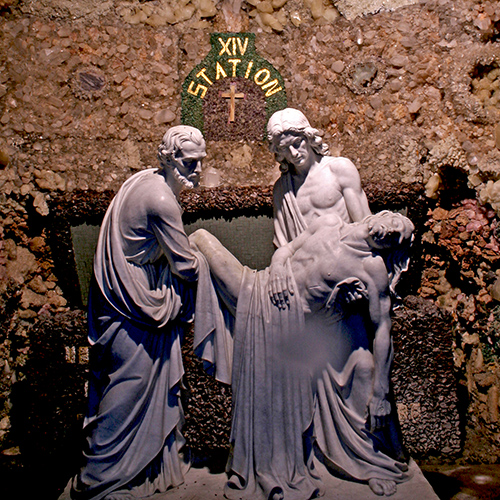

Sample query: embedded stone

[257,1,274,13]
[323,7,339,22]
[145,14,169,28]
[5,246,38,284]
[138,109,154,120]
[121,85,136,99]
[154,109,176,125]
[490,277,500,301]
[260,13,284,32]
[390,55,409,68]
[175,4,196,23]
[408,99,422,114]
[290,11,302,26]
[425,173,441,199]
[331,60,345,73]
[272,0,288,8]
[332,0,418,20]
[74,67,107,99]
[21,288,47,309]
[0,149,10,168]
[474,13,492,31]
[198,0,217,17]
[309,0,325,19]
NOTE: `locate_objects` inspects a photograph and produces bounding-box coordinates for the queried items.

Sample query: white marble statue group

[69,108,414,500]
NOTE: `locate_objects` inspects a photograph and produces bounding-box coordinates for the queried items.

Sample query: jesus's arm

[365,259,393,431]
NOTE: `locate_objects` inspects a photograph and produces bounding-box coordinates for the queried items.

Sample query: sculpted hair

[364,211,415,299]
[157,125,205,170]
[267,108,329,173]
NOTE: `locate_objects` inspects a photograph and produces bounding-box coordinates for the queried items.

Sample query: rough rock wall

[0,0,499,480]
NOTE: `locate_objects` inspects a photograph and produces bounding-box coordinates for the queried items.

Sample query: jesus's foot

[368,478,397,496]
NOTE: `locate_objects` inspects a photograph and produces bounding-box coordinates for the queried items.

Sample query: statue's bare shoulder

[324,156,362,187]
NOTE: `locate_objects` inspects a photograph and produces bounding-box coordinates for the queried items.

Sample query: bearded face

[165,139,206,189]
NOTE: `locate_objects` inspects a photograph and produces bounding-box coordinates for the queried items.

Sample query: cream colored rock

[323,7,339,22]
[175,3,196,23]
[260,12,284,31]
[20,0,113,20]
[32,191,49,216]
[425,173,441,199]
[120,6,149,24]
[271,0,287,8]
[275,8,287,26]
[307,0,325,20]
[257,1,274,13]
[290,10,302,27]
[332,0,418,20]
[480,179,500,215]
[145,13,170,27]
[196,0,216,17]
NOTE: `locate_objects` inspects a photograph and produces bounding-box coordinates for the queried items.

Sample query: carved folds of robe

[224,265,323,500]
[71,169,231,500]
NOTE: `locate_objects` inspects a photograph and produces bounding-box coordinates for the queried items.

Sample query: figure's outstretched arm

[189,229,243,315]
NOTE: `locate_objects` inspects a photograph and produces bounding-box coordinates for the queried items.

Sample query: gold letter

[216,61,228,80]
[237,37,249,56]
[187,80,208,99]
[218,37,232,56]
[254,68,271,86]
[228,59,241,77]
[196,68,213,85]
[245,60,254,79]
[262,79,283,97]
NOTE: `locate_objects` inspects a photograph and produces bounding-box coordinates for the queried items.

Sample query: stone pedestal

[146,459,437,500]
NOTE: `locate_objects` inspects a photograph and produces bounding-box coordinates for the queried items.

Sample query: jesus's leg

[189,229,243,315]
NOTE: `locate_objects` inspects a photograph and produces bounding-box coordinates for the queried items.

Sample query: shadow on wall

[6,311,89,499]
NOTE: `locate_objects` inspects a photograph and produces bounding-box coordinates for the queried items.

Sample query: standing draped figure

[267,109,409,497]
[69,126,231,500]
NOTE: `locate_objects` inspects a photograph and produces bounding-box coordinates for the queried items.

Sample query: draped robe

[224,266,323,500]
[72,169,232,500]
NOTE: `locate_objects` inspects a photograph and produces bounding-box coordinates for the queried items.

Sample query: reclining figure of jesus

[190,210,414,500]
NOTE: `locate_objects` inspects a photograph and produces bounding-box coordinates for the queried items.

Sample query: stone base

[59,459,437,499]
[150,459,437,500]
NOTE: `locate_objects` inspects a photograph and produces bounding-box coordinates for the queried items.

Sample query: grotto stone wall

[0,0,499,494]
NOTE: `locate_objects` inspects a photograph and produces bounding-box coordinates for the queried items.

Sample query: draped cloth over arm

[273,172,307,248]
[224,265,323,500]
[193,252,234,386]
